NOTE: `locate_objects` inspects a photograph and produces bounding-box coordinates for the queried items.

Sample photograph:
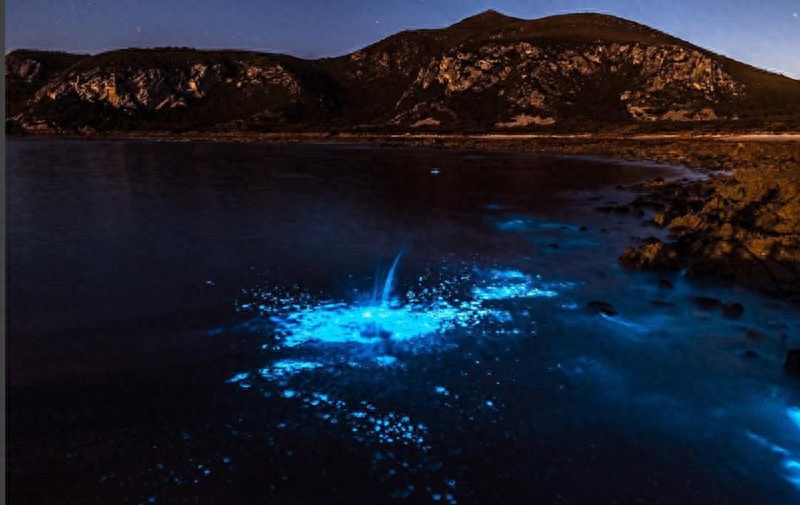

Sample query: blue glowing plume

[378,250,404,305]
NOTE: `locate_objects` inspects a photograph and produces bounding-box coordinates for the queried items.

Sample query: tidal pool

[7,140,800,504]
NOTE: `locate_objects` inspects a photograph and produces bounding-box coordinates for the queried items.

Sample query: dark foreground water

[8,140,800,505]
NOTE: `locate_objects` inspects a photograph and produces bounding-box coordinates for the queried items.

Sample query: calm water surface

[8,140,800,504]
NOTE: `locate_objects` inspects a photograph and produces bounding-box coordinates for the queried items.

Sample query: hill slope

[7,11,800,133]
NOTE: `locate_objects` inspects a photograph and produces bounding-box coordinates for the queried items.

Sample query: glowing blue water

[243,264,569,352]
[218,240,800,503]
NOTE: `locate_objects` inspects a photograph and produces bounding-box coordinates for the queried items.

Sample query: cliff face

[391,42,744,127]
[5,50,88,117]
[7,11,800,133]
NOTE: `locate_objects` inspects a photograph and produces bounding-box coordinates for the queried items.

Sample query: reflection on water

[7,140,800,504]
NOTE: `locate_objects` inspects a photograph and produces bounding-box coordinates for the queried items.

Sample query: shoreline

[10,131,800,299]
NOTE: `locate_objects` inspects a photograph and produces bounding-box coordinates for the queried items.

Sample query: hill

[7,10,800,134]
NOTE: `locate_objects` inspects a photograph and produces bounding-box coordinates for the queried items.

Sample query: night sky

[6,0,800,78]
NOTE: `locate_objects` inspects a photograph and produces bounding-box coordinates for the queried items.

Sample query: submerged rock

[722,302,745,318]
[587,301,618,316]
[692,296,721,310]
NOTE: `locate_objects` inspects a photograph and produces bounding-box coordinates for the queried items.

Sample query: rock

[658,279,674,289]
[620,238,681,270]
[579,226,588,232]
[644,177,666,187]
[743,350,759,359]
[721,302,745,318]
[783,349,800,376]
[546,243,559,249]
[587,301,618,316]
[692,296,721,310]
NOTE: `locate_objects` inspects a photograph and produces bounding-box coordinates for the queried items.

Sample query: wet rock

[783,350,800,376]
[620,238,681,270]
[721,302,745,318]
[587,301,618,316]
[743,350,759,359]
[579,226,588,232]
[596,204,642,216]
[658,279,674,289]
[546,243,559,249]
[692,296,721,310]
[644,177,666,187]
[629,196,667,212]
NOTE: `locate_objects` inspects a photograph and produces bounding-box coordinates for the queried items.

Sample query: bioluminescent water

[232,262,567,352]
[8,140,800,505]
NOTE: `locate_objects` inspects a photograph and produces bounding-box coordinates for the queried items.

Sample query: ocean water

[7,139,800,504]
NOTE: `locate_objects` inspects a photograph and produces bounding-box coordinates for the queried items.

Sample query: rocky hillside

[7,11,800,134]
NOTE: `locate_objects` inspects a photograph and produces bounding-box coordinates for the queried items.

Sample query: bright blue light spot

[225,372,249,383]
[788,408,800,430]
[486,400,494,407]
[376,355,398,367]
[435,386,450,396]
[430,168,441,175]
[283,389,297,398]
[784,460,800,489]
[487,269,527,281]
[745,431,791,456]
[472,283,557,300]
[494,219,529,232]
[259,360,324,380]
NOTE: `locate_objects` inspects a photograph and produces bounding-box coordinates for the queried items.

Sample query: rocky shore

[610,140,800,301]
